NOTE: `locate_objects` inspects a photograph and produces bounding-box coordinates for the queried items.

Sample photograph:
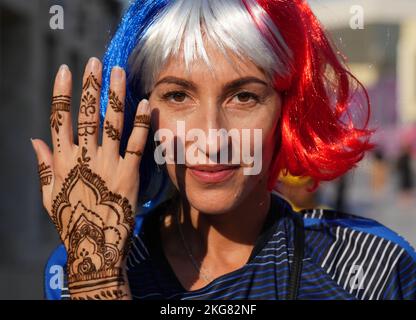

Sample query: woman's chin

[184,187,242,215]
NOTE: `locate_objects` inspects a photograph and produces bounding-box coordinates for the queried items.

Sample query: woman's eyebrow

[153,76,197,91]
[223,77,269,92]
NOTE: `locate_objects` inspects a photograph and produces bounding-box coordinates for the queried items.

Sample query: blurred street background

[0,0,415,299]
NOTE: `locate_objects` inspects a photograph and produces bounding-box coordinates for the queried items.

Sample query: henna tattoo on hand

[133,114,151,129]
[109,90,124,113]
[50,95,71,134]
[104,121,121,141]
[71,289,128,300]
[78,121,97,145]
[38,162,52,187]
[80,73,100,119]
[125,150,143,158]
[78,121,97,137]
[80,91,97,117]
[82,73,101,91]
[51,146,135,295]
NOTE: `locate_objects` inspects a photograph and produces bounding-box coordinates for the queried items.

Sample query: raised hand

[31,58,151,300]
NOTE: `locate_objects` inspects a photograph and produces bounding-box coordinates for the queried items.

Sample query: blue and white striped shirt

[45,193,416,300]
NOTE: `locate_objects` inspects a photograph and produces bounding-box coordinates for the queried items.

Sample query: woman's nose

[196,102,231,163]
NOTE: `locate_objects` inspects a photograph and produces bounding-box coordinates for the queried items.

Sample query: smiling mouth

[186,164,240,183]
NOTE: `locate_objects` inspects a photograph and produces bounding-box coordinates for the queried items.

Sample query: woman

[33,0,416,300]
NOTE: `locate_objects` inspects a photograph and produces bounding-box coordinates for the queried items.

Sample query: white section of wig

[128,0,293,95]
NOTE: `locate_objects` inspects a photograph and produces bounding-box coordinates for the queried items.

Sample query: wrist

[67,266,130,299]
[68,267,125,290]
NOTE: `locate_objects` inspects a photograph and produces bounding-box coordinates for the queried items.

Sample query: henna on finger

[78,122,97,137]
[79,72,100,146]
[80,73,100,117]
[50,95,71,153]
[38,162,52,187]
[80,91,97,117]
[133,114,151,129]
[104,120,121,141]
[125,150,143,158]
[109,90,124,113]
[82,72,101,91]
[78,121,97,145]
[50,95,71,134]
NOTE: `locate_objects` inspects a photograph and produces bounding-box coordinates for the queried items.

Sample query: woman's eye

[162,91,187,103]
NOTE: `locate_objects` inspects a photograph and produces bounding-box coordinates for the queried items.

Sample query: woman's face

[148,42,282,214]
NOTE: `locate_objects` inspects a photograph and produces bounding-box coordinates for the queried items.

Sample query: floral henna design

[104,121,121,141]
[80,91,97,117]
[80,73,100,118]
[50,95,71,134]
[109,90,124,113]
[51,147,135,294]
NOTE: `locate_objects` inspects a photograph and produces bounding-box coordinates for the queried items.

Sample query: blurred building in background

[0,0,124,299]
[310,0,416,157]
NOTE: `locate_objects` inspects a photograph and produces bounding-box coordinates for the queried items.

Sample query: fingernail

[30,138,37,152]
[59,64,68,72]
[58,64,69,79]
[88,57,101,73]
[142,99,150,113]
[111,66,125,81]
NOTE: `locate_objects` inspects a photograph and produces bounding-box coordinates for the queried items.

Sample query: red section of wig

[243,0,374,190]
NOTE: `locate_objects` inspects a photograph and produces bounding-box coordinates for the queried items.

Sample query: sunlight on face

[149,41,282,214]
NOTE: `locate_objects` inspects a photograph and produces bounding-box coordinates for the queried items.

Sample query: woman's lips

[187,164,239,184]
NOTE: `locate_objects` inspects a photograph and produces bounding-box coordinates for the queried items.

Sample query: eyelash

[161,91,187,102]
[161,90,261,104]
[232,91,260,103]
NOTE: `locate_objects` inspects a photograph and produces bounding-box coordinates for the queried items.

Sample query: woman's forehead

[154,43,269,86]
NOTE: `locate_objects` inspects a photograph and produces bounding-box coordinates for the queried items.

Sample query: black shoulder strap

[287,213,305,300]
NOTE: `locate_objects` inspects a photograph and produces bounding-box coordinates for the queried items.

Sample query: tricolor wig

[99,0,373,210]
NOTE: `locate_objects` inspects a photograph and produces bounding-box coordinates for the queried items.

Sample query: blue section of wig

[99,0,171,213]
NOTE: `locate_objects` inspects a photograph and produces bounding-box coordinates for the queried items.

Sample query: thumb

[31,138,54,214]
